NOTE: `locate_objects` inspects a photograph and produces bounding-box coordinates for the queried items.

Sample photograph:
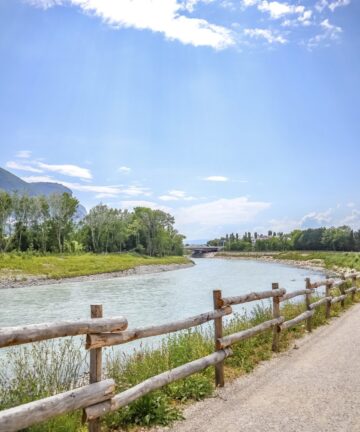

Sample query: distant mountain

[0,167,87,220]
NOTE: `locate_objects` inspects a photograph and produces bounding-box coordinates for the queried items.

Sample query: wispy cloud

[27,0,234,50]
[21,175,56,182]
[203,175,229,182]
[6,161,43,173]
[307,18,342,48]
[26,0,351,49]
[244,28,287,44]
[159,190,197,201]
[118,166,131,173]
[15,150,32,159]
[36,162,92,180]
[316,0,350,12]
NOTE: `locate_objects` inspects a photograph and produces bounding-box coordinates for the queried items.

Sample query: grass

[276,251,360,272]
[1,286,358,431]
[217,250,360,272]
[0,253,191,281]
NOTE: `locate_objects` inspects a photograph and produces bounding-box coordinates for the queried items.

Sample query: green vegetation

[276,251,360,272]
[217,250,360,273]
[0,253,190,280]
[0,191,185,256]
[1,289,358,431]
[208,226,360,252]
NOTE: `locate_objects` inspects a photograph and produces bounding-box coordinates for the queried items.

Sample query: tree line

[207,227,360,252]
[0,191,184,256]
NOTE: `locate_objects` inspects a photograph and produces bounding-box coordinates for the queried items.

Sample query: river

[1,258,325,331]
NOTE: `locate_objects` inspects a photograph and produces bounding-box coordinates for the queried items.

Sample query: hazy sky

[0,0,359,240]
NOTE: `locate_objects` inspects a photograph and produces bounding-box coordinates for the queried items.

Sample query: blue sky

[0,0,359,240]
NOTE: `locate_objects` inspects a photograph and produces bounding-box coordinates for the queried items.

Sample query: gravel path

[159,303,360,432]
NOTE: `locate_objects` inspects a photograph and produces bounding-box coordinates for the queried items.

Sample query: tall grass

[1,290,358,431]
[0,252,191,281]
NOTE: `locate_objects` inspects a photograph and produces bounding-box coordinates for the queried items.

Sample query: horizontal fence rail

[0,317,128,348]
[0,271,358,431]
[221,288,285,306]
[0,379,115,432]
[218,317,284,349]
[85,348,233,421]
[86,307,232,350]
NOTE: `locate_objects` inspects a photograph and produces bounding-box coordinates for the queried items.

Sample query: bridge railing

[0,271,359,431]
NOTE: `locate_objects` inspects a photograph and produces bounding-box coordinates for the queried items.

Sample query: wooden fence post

[88,305,103,432]
[271,283,281,352]
[305,278,312,332]
[351,275,357,302]
[340,274,346,308]
[325,279,332,320]
[213,290,224,387]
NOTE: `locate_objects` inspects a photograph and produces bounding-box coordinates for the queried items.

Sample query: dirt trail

[159,303,360,432]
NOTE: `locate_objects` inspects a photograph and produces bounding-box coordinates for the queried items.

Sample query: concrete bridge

[186,245,223,257]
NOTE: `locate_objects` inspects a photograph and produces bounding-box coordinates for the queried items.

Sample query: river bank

[0,253,193,289]
[214,251,360,277]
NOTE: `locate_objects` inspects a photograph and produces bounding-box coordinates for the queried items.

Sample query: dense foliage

[208,226,360,252]
[0,191,184,256]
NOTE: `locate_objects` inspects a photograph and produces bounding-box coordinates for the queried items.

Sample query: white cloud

[36,162,93,179]
[341,210,360,228]
[121,185,152,196]
[308,18,342,48]
[242,0,259,6]
[21,175,55,182]
[176,196,271,227]
[159,189,197,201]
[6,161,43,173]
[15,150,32,159]
[29,0,234,50]
[203,175,229,182]
[270,208,333,232]
[258,1,307,19]
[244,28,287,44]
[300,208,333,227]
[347,202,356,208]
[159,195,179,201]
[118,166,131,173]
[316,0,350,12]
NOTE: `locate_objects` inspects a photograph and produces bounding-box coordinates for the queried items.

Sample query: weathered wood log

[309,297,332,310]
[213,290,225,387]
[325,281,332,319]
[280,289,313,302]
[343,272,360,280]
[222,288,285,307]
[351,275,357,302]
[331,294,347,305]
[332,279,346,288]
[345,287,357,294]
[0,317,128,348]
[271,283,281,352]
[281,310,314,330]
[88,305,103,432]
[219,317,284,349]
[0,379,115,432]
[310,279,334,289]
[86,307,232,350]
[85,349,233,421]
[305,278,312,332]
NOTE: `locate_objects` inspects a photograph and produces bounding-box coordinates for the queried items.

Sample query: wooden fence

[0,271,359,432]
